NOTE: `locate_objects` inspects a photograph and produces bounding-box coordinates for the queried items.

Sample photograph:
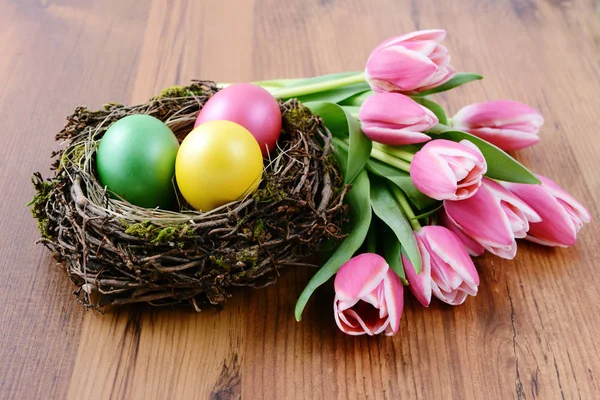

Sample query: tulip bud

[365,29,456,94]
[358,92,438,145]
[452,100,544,151]
[403,226,479,306]
[443,183,517,259]
[334,253,404,336]
[410,139,487,201]
[502,175,591,247]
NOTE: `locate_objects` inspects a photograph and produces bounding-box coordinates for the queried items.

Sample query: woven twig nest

[30,81,347,311]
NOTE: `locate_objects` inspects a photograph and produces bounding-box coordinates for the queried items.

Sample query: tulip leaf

[339,90,374,106]
[305,101,371,184]
[365,158,437,210]
[379,221,408,285]
[369,176,421,273]
[416,72,483,96]
[305,101,348,138]
[296,83,370,104]
[411,97,449,126]
[295,141,372,321]
[437,130,541,184]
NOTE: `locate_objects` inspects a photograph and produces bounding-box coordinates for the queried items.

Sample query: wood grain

[0,0,598,399]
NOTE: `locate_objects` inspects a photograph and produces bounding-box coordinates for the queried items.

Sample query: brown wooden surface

[1,0,599,399]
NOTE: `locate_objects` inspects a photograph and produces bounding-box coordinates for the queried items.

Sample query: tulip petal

[452,100,544,151]
[383,269,404,335]
[439,210,485,256]
[504,181,577,247]
[403,238,432,307]
[444,185,514,248]
[538,176,591,224]
[334,253,389,301]
[366,46,438,92]
[420,226,480,286]
[362,124,432,145]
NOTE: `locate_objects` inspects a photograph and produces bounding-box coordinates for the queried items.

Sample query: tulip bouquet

[252,29,591,335]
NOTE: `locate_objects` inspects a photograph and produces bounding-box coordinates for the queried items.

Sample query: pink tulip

[438,210,485,257]
[410,139,487,200]
[452,100,544,151]
[443,182,518,259]
[358,92,438,145]
[402,226,479,306]
[502,175,591,247]
[334,253,404,336]
[365,29,456,94]
[483,178,541,238]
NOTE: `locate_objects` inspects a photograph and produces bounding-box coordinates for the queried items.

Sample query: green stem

[271,73,366,99]
[372,142,414,162]
[369,147,411,173]
[389,184,421,231]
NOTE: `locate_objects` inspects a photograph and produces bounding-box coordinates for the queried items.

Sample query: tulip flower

[483,178,541,238]
[358,92,438,145]
[365,29,456,94]
[438,210,485,257]
[502,175,591,247]
[410,139,487,201]
[402,226,479,306]
[443,182,517,259]
[334,253,404,336]
[452,100,544,151]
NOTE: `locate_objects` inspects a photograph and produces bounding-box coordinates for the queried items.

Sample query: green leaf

[305,101,348,138]
[295,83,370,104]
[437,130,541,184]
[294,143,372,321]
[369,176,421,273]
[416,72,483,96]
[411,97,449,126]
[305,102,371,184]
[340,105,360,116]
[365,158,437,210]
[379,221,408,285]
[339,90,374,106]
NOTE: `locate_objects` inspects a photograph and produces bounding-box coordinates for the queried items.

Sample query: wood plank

[0,0,598,399]
[0,1,151,398]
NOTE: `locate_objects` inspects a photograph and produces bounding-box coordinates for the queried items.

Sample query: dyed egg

[176,120,263,211]
[195,83,282,156]
[96,114,179,208]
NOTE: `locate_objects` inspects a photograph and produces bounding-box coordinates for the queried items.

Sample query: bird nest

[29,81,347,311]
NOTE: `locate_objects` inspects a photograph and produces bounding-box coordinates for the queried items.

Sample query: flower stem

[389,184,421,231]
[371,142,414,162]
[369,147,411,172]
[271,73,366,99]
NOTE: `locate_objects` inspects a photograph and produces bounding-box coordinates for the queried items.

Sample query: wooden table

[1,0,598,399]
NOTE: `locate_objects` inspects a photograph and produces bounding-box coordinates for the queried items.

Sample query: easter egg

[96,114,179,209]
[175,120,263,211]
[195,83,282,156]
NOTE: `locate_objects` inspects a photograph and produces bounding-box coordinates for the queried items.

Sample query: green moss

[283,104,315,132]
[124,221,190,245]
[210,255,230,271]
[27,177,55,239]
[152,86,205,100]
[253,179,286,203]
[103,102,124,111]
[253,220,266,241]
